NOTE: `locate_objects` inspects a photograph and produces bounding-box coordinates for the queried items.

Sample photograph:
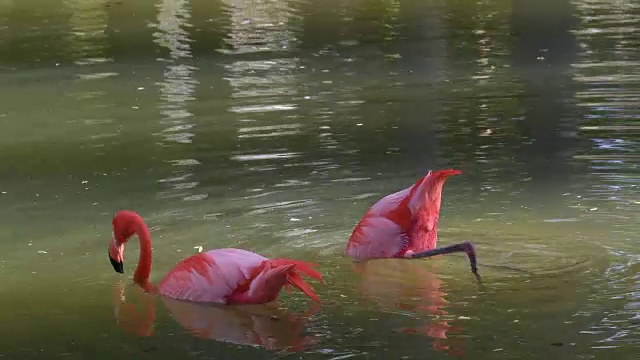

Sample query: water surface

[0,0,639,358]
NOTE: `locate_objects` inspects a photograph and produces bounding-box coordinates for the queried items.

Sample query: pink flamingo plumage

[345,169,479,279]
[108,210,323,305]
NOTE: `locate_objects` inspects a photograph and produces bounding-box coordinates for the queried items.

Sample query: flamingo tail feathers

[410,169,461,199]
[268,259,323,302]
[407,169,461,217]
[425,169,462,189]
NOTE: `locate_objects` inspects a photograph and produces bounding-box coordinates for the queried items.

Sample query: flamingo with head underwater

[107,210,323,305]
[345,169,480,279]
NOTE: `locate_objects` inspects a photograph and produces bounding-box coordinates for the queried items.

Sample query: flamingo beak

[109,232,125,274]
[109,252,124,274]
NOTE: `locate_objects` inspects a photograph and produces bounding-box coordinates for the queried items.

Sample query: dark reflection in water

[65,0,110,63]
[188,0,231,56]
[0,0,73,65]
[105,0,158,62]
[511,0,582,193]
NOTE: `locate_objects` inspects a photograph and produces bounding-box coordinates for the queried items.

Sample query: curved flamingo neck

[132,223,153,289]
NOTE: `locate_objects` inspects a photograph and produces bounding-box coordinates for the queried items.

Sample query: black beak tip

[109,253,124,274]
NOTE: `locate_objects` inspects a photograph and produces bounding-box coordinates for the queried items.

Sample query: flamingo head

[108,210,141,274]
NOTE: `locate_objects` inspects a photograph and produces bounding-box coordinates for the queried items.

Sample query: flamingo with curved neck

[345,169,479,279]
[108,210,323,304]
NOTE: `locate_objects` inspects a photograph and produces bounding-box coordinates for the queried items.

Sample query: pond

[0,0,638,358]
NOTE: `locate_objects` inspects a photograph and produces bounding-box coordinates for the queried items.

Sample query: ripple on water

[444,219,608,279]
[76,72,119,80]
[231,152,301,161]
[246,199,317,216]
[230,104,299,113]
[237,123,303,139]
[564,0,640,349]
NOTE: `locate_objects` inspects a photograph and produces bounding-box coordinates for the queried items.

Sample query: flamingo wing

[157,248,267,304]
[345,186,414,259]
[367,187,411,216]
[345,214,408,259]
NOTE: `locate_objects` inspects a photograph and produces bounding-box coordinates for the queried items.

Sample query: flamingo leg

[405,241,480,281]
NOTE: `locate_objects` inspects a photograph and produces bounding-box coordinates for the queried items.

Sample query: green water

[0,0,639,358]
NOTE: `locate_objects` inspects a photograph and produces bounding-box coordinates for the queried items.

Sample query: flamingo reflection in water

[353,260,465,356]
[112,281,320,353]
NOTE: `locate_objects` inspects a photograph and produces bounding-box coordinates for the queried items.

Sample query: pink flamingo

[345,169,479,279]
[108,210,323,305]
